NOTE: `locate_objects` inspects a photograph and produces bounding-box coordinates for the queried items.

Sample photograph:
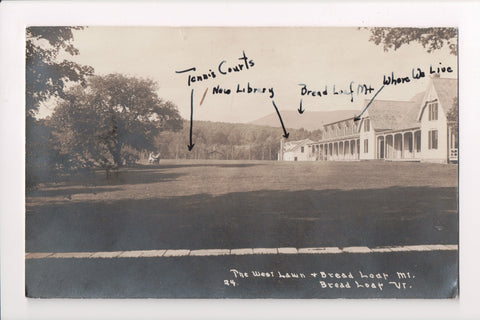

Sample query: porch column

[377,137,380,159]
[384,135,386,159]
[353,140,356,160]
[345,141,348,160]
[384,135,387,159]
[412,131,416,159]
[344,141,347,160]
[386,135,390,159]
[357,139,360,159]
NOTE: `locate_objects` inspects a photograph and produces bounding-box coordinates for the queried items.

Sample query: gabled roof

[363,89,425,131]
[284,139,314,152]
[400,91,425,129]
[366,100,416,131]
[432,77,458,114]
[410,91,426,106]
[416,77,458,121]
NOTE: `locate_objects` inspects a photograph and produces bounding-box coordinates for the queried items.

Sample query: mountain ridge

[249,109,359,131]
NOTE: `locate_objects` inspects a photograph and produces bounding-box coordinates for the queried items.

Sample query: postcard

[24,26,458,299]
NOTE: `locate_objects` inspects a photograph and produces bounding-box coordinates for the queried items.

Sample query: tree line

[25,27,319,188]
[154,121,320,161]
[26,27,184,188]
[26,27,457,188]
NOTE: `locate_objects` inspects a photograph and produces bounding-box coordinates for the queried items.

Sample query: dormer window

[428,102,438,121]
[363,119,370,132]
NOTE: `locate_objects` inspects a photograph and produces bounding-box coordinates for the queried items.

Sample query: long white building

[281,77,458,164]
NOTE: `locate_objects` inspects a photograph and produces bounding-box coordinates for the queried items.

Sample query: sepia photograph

[24,26,458,299]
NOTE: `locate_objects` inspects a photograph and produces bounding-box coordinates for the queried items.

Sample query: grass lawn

[26,160,458,252]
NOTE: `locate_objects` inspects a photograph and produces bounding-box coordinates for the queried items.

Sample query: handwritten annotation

[212,83,275,98]
[176,55,455,150]
[299,82,375,103]
[383,62,454,86]
[175,51,255,87]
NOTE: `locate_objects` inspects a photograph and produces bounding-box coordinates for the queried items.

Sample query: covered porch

[311,137,361,161]
[376,129,422,161]
[448,122,458,163]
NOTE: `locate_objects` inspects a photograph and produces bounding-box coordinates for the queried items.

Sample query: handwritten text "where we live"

[175,52,454,150]
[176,51,454,104]
[299,62,454,103]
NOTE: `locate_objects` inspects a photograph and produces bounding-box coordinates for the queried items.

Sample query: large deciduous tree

[26,27,94,117]
[366,27,459,142]
[366,27,458,55]
[26,27,94,188]
[50,74,183,169]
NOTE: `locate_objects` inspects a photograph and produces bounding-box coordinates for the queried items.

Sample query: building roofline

[375,126,421,135]
[323,117,356,127]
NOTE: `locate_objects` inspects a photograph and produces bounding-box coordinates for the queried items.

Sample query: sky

[47,27,457,123]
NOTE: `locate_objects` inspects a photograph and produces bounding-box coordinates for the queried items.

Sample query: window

[364,119,370,132]
[428,130,438,149]
[428,103,438,121]
[364,139,368,153]
[301,146,304,153]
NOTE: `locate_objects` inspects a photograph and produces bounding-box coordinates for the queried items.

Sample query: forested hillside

[153,120,322,160]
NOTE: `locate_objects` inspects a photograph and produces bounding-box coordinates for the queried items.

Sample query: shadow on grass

[26,185,458,253]
[145,162,267,170]
[44,170,184,188]
[36,162,265,188]
[27,187,124,198]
